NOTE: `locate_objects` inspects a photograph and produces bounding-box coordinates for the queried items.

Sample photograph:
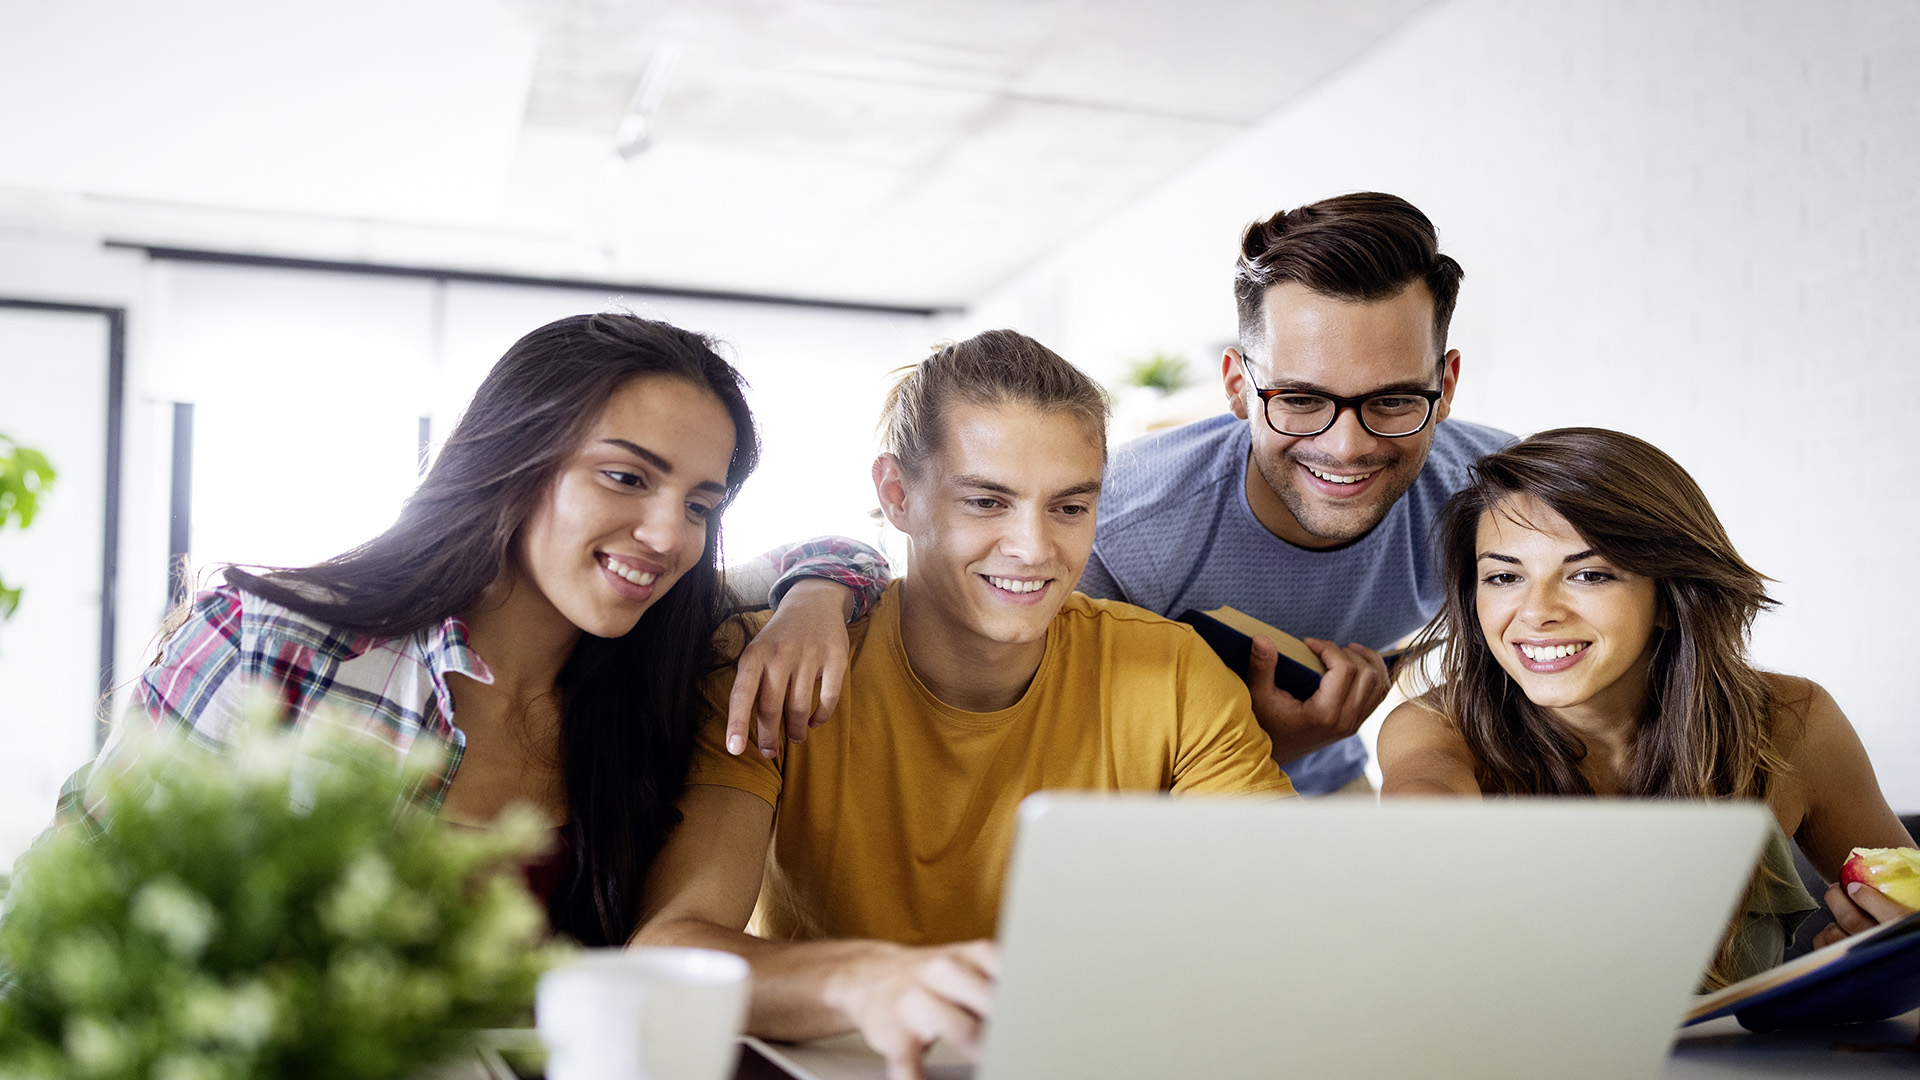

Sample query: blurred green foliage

[0,432,58,621]
[0,704,565,1080]
[1123,353,1192,394]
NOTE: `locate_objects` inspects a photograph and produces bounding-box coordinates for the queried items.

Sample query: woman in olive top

[1379,427,1914,987]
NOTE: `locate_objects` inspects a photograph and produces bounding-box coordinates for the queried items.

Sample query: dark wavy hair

[1234,191,1463,362]
[227,312,761,945]
[1415,427,1783,801]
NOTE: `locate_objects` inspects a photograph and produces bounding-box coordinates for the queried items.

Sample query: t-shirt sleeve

[1168,633,1296,799]
[683,612,786,809]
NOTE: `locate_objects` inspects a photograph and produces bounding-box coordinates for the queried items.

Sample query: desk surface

[1666,1010,1920,1076]
[737,1012,1920,1080]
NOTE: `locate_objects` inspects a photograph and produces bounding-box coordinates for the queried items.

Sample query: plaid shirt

[48,537,890,837]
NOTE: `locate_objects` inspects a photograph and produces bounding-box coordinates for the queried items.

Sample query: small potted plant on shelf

[1122,352,1193,396]
[0,704,563,1080]
[0,430,57,627]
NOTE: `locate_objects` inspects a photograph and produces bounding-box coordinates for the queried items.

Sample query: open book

[1176,606,1409,702]
[1685,908,1920,1030]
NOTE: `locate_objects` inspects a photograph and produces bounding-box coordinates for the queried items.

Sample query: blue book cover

[1685,909,1920,1030]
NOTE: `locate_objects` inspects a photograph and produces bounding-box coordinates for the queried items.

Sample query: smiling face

[1473,495,1664,722]
[877,400,1103,657]
[515,375,737,639]
[1224,280,1458,548]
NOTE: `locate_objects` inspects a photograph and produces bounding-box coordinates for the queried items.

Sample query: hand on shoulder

[725,579,858,758]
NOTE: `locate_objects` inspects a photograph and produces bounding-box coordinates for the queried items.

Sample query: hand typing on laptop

[826,941,998,1078]
[641,805,997,1080]
[634,333,1291,1080]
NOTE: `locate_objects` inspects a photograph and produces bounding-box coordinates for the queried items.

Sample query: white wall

[0,235,172,867]
[0,307,110,862]
[0,235,168,692]
[968,0,1920,809]
[150,263,440,575]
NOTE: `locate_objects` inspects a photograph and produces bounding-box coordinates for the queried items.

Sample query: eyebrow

[601,438,729,494]
[1266,377,1438,396]
[1052,479,1103,499]
[953,474,1103,500]
[1476,549,1601,565]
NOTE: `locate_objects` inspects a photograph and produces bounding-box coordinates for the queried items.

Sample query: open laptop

[742,794,1772,1080]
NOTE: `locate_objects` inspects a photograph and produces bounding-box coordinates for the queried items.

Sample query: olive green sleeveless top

[1718,821,1821,985]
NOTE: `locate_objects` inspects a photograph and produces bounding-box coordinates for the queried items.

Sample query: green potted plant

[0,705,562,1080]
[1122,353,1193,395]
[0,431,57,623]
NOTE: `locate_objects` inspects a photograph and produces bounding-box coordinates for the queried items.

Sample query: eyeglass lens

[1266,393,1433,437]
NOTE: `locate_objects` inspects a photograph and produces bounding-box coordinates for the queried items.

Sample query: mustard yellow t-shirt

[685,582,1293,946]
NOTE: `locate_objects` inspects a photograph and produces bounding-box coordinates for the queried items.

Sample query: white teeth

[1308,466,1373,485]
[604,557,657,586]
[1519,642,1588,661]
[987,576,1046,594]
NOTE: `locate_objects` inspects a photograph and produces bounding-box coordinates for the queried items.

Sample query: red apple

[1840,846,1920,911]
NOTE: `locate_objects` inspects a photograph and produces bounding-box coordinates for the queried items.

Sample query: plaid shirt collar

[404,613,494,810]
[422,613,494,724]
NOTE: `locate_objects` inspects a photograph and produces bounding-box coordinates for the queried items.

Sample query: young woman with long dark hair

[1378,427,1914,986]
[53,313,887,946]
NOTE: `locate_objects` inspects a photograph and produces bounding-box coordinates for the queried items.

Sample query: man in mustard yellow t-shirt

[637,330,1293,1080]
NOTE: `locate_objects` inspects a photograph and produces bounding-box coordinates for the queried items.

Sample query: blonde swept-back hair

[878,329,1110,475]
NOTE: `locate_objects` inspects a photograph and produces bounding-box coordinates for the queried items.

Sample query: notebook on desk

[743,795,1773,1080]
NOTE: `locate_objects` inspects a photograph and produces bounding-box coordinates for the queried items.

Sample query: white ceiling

[0,0,1432,308]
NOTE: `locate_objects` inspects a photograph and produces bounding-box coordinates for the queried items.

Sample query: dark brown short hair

[879,328,1109,476]
[1233,192,1464,360]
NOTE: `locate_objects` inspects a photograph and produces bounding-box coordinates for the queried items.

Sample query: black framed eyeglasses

[1239,356,1443,439]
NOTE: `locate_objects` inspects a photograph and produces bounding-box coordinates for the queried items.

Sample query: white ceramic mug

[537,946,751,1080]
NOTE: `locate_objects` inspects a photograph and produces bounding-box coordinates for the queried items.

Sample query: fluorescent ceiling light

[614,41,686,161]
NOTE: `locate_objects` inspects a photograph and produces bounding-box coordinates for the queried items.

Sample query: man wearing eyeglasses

[1080,192,1512,795]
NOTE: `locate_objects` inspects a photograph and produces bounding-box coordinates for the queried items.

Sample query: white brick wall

[969,0,1920,809]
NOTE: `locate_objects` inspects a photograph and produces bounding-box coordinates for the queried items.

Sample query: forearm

[1265,728,1339,765]
[636,917,900,1042]
[779,576,857,622]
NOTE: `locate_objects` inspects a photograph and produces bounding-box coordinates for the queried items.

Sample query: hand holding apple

[1840,847,1920,911]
